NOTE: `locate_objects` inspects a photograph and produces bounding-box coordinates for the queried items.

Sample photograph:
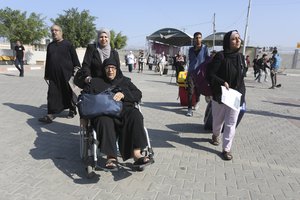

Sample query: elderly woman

[206,30,246,160]
[82,57,152,170]
[75,28,121,88]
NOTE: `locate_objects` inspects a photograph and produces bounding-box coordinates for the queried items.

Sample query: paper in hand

[221,86,242,111]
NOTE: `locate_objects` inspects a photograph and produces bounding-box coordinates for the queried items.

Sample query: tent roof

[147,28,193,47]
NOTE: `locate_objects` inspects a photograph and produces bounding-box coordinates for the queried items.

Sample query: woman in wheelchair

[80,57,152,170]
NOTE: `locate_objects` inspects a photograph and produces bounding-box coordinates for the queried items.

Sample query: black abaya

[44,40,80,114]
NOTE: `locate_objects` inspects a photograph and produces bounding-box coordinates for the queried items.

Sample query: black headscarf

[223,30,241,54]
[223,30,245,104]
[102,57,123,81]
[84,57,123,94]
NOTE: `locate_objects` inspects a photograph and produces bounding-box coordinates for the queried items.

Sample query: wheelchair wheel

[86,164,96,179]
[79,129,88,161]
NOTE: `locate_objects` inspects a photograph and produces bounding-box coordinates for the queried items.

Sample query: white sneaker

[186,109,193,117]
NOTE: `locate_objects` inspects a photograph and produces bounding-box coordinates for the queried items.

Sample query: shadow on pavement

[247,108,300,121]
[262,100,300,108]
[147,128,220,156]
[0,73,18,77]
[3,102,100,183]
[142,101,186,115]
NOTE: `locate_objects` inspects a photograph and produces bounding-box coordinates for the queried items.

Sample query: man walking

[269,49,281,89]
[39,24,81,123]
[14,40,25,77]
[186,32,209,116]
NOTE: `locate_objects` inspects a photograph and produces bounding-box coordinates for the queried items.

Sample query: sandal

[38,115,54,123]
[221,151,233,161]
[105,158,118,171]
[133,156,153,168]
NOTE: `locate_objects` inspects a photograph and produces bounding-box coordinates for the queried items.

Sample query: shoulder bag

[77,89,123,119]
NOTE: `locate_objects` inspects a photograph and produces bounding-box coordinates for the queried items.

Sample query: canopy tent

[146,28,193,47]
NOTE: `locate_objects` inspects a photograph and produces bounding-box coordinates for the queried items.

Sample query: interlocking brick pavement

[0,65,300,200]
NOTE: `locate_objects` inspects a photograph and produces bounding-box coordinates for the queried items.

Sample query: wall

[1,47,299,69]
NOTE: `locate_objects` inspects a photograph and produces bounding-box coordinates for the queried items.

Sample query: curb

[0,65,44,73]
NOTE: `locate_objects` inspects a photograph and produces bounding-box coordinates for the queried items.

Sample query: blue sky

[1,0,300,49]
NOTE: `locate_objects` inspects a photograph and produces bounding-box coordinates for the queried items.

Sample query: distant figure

[269,49,281,89]
[138,50,145,73]
[158,52,166,76]
[147,54,154,70]
[255,54,269,83]
[174,50,186,81]
[126,51,135,72]
[252,55,259,78]
[39,24,81,123]
[124,54,128,66]
[14,40,25,77]
[244,55,250,77]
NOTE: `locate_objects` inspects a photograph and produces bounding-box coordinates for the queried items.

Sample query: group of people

[38,25,152,170]
[252,48,282,89]
[125,51,167,75]
[182,30,246,160]
[36,24,283,163]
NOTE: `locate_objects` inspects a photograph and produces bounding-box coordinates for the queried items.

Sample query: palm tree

[110,30,127,50]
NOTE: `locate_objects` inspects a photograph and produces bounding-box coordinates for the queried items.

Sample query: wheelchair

[78,103,154,178]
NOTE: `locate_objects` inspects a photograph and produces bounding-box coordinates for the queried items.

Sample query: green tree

[51,8,96,48]
[0,7,48,46]
[110,30,127,50]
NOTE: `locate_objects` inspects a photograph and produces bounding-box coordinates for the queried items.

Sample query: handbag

[77,89,123,119]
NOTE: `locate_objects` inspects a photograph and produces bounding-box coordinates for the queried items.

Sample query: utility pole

[243,0,251,55]
[212,13,216,50]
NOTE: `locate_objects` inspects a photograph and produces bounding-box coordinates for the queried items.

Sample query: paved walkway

[0,65,300,200]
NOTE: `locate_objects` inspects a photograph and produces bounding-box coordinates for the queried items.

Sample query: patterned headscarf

[97,28,111,61]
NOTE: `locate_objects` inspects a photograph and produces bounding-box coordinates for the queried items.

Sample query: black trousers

[92,108,147,161]
[128,64,133,72]
[15,58,24,76]
[186,74,200,109]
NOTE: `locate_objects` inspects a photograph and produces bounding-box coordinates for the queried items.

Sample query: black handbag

[77,89,123,119]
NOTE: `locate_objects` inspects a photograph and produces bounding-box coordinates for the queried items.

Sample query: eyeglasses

[105,66,116,70]
[51,29,61,32]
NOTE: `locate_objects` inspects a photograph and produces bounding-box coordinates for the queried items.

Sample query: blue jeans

[15,58,24,76]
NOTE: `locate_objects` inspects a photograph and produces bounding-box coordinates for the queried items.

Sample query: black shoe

[67,109,77,118]
[221,151,233,161]
[38,115,54,123]
[210,135,220,146]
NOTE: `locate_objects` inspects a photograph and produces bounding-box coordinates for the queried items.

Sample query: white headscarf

[97,28,111,61]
